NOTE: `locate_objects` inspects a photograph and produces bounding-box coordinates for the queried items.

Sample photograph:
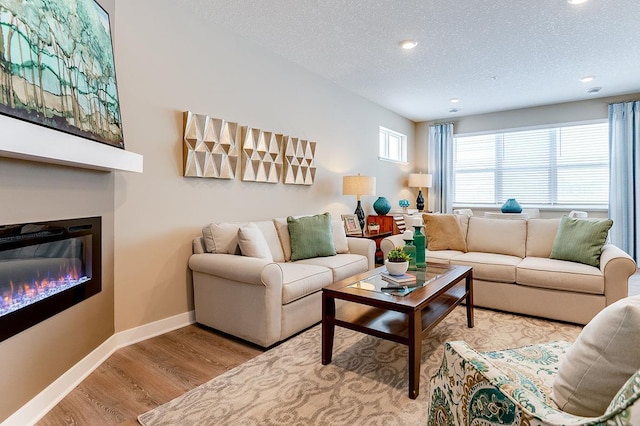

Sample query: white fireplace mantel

[0,115,143,173]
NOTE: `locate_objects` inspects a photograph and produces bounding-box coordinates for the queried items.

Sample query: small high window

[379,126,407,163]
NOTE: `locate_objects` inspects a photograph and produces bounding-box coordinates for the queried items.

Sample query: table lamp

[342,174,376,231]
[408,172,432,212]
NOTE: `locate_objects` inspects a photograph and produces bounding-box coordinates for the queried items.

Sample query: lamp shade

[342,175,376,197]
[408,173,433,189]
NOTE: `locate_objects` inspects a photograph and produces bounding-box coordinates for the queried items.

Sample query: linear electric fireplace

[0,216,101,342]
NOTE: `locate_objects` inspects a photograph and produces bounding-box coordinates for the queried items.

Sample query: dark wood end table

[321,263,473,399]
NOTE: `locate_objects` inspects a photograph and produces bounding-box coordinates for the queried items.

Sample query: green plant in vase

[387,248,411,263]
[385,247,411,275]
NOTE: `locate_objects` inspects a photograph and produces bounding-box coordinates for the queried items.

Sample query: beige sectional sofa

[381,215,636,325]
[189,216,375,347]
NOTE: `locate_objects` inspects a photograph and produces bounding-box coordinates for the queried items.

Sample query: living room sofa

[189,214,375,347]
[381,215,636,325]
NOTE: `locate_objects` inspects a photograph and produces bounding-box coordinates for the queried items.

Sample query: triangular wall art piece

[183,111,239,179]
[241,128,283,183]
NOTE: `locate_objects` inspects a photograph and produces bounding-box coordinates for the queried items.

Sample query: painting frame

[341,214,362,236]
[0,0,125,149]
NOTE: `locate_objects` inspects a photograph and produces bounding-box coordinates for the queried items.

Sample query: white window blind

[453,122,609,206]
[379,126,407,163]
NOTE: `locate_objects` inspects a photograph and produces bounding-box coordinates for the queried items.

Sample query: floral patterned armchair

[427,340,640,425]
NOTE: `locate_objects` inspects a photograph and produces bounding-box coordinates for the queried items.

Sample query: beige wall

[112,0,415,331]
[0,0,116,419]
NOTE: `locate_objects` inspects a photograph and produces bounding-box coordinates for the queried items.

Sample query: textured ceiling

[178,0,640,121]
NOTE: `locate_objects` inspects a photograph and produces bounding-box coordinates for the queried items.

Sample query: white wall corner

[2,311,195,426]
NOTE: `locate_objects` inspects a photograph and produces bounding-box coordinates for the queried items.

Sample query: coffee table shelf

[322,264,473,399]
[334,286,466,343]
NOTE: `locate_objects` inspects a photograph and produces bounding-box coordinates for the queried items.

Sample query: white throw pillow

[551,295,640,417]
[237,223,273,261]
[331,220,349,254]
[202,223,241,254]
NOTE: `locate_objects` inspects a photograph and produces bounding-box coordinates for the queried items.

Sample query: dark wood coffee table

[321,263,473,399]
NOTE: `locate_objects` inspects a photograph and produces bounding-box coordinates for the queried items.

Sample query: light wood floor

[36,273,640,425]
[36,325,262,425]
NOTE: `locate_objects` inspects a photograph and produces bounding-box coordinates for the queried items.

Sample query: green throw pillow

[287,213,337,261]
[549,216,613,267]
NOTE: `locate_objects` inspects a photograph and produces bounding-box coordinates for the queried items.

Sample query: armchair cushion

[287,213,336,261]
[551,295,640,416]
[550,216,613,267]
[237,223,273,261]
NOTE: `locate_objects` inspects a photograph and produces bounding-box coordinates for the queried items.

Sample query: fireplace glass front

[0,216,101,342]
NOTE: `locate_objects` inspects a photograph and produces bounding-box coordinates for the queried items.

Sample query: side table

[353,230,392,265]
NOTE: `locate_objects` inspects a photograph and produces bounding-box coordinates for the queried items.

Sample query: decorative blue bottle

[373,197,391,215]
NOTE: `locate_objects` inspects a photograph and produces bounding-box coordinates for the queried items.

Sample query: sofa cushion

[275,216,347,261]
[287,213,336,261]
[466,217,527,258]
[525,218,561,258]
[253,221,286,262]
[422,213,467,252]
[202,223,241,254]
[295,253,368,282]
[425,249,463,264]
[331,220,350,254]
[237,223,273,261]
[550,217,613,267]
[277,263,334,304]
[517,257,603,294]
[450,252,520,283]
[551,295,640,417]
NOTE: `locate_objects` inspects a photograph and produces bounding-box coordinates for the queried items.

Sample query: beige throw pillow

[237,223,273,261]
[202,223,241,254]
[551,295,640,417]
[331,220,350,254]
[422,214,467,252]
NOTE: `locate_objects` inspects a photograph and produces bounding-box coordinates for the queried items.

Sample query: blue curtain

[428,123,454,213]
[608,101,640,262]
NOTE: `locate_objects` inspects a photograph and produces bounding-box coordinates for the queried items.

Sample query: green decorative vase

[373,197,391,215]
[413,225,426,269]
[403,238,416,271]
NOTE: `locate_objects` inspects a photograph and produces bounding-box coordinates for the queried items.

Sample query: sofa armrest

[600,244,637,305]
[189,253,273,286]
[380,234,406,260]
[347,237,376,270]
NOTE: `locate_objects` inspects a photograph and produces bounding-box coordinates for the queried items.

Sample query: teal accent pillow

[549,216,613,267]
[287,213,337,261]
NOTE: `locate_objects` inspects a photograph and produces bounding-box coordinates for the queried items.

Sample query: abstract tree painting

[0,0,124,148]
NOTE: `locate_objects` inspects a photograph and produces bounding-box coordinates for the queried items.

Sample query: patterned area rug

[138,307,581,426]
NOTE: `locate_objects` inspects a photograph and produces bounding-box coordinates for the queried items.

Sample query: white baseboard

[2,310,195,426]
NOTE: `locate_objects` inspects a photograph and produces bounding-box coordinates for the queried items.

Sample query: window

[379,126,407,163]
[453,122,609,207]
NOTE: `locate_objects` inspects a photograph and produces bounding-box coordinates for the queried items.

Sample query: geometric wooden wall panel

[283,136,316,185]
[183,111,239,179]
[241,127,283,183]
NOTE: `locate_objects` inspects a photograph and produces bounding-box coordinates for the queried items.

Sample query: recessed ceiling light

[567,0,588,4]
[579,75,594,83]
[400,40,418,50]
[587,87,602,94]
[450,98,460,103]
